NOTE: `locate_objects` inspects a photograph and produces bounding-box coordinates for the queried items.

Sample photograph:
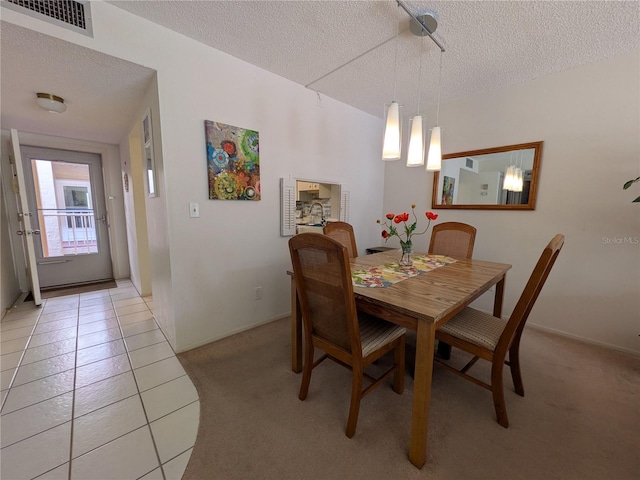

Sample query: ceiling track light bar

[305,1,444,89]
[396,1,445,53]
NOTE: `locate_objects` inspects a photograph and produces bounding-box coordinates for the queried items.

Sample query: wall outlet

[255,286,263,300]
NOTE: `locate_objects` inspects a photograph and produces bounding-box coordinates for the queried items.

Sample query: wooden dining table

[288,249,511,469]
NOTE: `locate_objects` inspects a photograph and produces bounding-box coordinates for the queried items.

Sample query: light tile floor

[0,279,199,480]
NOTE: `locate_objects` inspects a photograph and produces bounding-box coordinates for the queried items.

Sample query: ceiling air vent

[3,0,93,36]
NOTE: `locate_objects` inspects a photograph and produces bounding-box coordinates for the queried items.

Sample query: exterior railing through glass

[39,208,98,256]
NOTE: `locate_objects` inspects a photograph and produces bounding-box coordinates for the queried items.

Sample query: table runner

[352,254,457,288]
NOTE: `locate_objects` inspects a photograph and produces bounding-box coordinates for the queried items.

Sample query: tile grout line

[0,303,43,413]
[2,285,190,479]
[137,373,188,395]
[9,325,170,396]
[110,285,168,480]
[68,294,81,480]
[1,297,75,476]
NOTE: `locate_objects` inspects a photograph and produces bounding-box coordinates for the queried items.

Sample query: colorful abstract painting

[205,120,260,200]
[442,176,455,205]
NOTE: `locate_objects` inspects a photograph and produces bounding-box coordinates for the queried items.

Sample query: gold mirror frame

[432,141,543,210]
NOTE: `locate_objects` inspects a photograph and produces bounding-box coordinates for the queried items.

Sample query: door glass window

[31,159,98,257]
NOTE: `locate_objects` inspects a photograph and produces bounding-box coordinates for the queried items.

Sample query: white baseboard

[174,313,290,354]
[527,322,640,358]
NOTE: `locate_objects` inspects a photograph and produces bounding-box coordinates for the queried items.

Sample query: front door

[20,145,113,288]
[10,130,42,305]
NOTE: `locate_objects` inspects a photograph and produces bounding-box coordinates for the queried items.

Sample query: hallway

[0,279,199,479]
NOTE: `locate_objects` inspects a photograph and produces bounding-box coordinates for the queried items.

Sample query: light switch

[189,202,200,218]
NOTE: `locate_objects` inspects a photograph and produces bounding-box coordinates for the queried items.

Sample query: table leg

[290,277,302,373]
[409,321,436,469]
[493,275,506,318]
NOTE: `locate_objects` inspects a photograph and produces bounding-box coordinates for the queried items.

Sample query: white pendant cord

[415,37,424,114]
[435,49,443,126]
[392,3,400,101]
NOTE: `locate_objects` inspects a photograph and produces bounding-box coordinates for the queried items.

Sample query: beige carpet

[178,318,640,480]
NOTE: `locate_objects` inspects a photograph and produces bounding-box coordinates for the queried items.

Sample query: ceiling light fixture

[36,92,67,113]
[382,3,402,161]
[398,3,445,170]
[303,1,446,167]
[426,50,443,171]
[406,36,425,167]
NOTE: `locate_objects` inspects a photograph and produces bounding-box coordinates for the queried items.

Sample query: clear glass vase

[399,242,413,267]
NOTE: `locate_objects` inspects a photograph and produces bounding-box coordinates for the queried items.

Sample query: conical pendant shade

[426,126,441,171]
[406,115,424,167]
[382,102,401,160]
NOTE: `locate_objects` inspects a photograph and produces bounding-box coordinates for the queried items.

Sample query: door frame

[1,130,130,293]
[9,130,42,305]
[20,145,113,288]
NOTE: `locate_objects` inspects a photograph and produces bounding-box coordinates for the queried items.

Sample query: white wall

[121,112,153,298]
[384,50,640,354]
[1,167,21,313]
[150,22,384,351]
[124,76,175,345]
[4,3,386,351]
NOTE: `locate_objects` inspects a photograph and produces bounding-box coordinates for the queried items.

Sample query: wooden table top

[350,250,512,327]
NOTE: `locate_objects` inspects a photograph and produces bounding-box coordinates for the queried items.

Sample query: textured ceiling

[1,1,638,145]
[110,0,640,118]
[0,21,156,144]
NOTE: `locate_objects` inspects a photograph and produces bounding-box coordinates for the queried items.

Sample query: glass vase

[399,243,413,267]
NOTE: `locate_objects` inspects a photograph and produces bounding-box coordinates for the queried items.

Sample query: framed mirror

[432,141,543,210]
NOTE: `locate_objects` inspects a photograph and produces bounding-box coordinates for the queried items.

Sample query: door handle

[100,214,107,225]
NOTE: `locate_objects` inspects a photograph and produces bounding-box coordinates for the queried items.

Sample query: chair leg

[392,338,405,394]
[436,340,452,360]
[346,366,363,438]
[509,344,525,397]
[491,360,509,428]
[298,344,314,401]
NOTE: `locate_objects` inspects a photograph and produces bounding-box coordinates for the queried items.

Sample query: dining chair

[434,234,564,428]
[428,221,477,359]
[288,233,406,438]
[323,221,358,258]
[428,221,477,259]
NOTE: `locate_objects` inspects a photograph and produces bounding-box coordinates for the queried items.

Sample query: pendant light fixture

[406,36,425,167]
[426,50,443,171]
[304,2,447,165]
[503,153,515,191]
[504,165,514,191]
[514,151,524,192]
[382,3,402,161]
[515,168,524,192]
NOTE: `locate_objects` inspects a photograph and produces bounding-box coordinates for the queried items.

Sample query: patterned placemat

[352,254,457,288]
